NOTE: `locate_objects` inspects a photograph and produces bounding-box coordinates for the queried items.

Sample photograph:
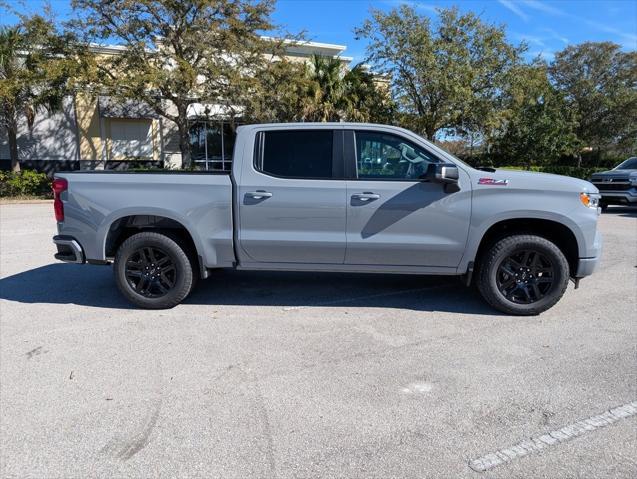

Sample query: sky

[2,0,636,64]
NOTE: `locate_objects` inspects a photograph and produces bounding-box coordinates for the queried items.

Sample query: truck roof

[237,122,411,132]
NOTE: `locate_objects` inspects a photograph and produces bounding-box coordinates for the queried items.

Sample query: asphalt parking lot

[1,202,635,478]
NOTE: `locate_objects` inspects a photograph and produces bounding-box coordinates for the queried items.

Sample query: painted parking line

[469,401,637,473]
[282,285,449,311]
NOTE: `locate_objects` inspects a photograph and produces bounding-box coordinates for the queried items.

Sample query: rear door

[237,128,347,264]
[344,129,471,268]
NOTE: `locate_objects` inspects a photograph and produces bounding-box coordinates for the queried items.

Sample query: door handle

[246,191,272,199]
[351,192,380,201]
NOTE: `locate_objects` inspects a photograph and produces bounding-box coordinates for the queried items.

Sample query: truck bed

[56,171,235,268]
[56,169,230,175]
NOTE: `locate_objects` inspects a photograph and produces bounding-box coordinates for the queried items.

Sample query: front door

[238,128,347,264]
[345,130,471,268]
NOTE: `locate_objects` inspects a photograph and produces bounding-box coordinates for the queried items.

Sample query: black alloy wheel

[125,246,176,298]
[476,234,570,315]
[496,249,554,304]
[114,231,195,309]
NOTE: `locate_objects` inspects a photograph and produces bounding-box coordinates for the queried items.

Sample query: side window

[355,131,438,180]
[259,130,333,179]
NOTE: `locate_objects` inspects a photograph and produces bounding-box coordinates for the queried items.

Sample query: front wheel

[113,232,194,309]
[476,235,570,316]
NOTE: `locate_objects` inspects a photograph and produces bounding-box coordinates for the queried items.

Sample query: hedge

[499,165,606,180]
[0,170,52,198]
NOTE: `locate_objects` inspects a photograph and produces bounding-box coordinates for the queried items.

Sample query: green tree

[494,63,578,170]
[247,54,393,124]
[355,5,524,141]
[244,58,311,123]
[549,42,637,158]
[303,56,394,122]
[303,55,347,121]
[0,14,83,171]
[71,0,280,167]
[342,64,395,124]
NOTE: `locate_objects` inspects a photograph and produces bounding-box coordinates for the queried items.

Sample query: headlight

[580,192,600,208]
[630,177,637,186]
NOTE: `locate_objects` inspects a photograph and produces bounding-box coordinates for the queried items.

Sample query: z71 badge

[478,178,508,186]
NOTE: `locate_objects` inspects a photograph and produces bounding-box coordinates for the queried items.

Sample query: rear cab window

[255,130,341,179]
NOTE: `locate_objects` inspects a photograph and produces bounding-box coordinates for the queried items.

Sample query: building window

[109,119,154,159]
[189,121,237,170]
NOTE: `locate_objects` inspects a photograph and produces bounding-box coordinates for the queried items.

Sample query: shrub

[0,170,52,198]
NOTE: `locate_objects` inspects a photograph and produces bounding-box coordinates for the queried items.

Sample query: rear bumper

[53,235,85,264]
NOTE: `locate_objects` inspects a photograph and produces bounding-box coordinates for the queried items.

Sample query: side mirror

[424,163,459,184]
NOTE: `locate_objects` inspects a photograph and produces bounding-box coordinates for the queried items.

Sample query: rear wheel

[114,232,194,309]
[477,235,570,315]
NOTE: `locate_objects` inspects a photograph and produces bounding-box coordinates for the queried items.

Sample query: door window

[355,131,438,180]
[258,130,333,179]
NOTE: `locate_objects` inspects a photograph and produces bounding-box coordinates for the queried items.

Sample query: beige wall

[75,92,163,167]
[75,92,103,166]
[76,42,350,168]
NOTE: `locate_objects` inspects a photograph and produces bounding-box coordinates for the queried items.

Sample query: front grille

[591,181,631,191]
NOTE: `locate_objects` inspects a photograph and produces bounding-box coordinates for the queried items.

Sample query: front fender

[457,209,586,274]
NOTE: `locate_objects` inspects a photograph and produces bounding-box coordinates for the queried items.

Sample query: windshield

[615,157,637,170]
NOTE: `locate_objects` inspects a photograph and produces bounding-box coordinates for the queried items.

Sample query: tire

[476,235,570,316]
[113,232,194,309]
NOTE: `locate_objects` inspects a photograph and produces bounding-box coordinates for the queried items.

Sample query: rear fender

[98,207,205,262]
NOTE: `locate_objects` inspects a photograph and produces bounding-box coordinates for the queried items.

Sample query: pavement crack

[252,372,277,478]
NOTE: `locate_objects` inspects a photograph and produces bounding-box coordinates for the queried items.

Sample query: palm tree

[301,55,395,123]
[342,64,395,123]
[303,55,347,121]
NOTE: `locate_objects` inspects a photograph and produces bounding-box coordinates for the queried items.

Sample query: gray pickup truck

[589,157,637,210]
[52,123,602,315]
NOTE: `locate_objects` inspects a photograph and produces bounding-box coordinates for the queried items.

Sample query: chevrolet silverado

[52,123,602,315]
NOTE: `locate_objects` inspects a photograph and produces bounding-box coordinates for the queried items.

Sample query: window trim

[345,129,445,182]
[253,129,346,180]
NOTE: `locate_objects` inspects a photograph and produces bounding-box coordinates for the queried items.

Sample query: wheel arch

[467,217,581,278]
[102,210,206,278]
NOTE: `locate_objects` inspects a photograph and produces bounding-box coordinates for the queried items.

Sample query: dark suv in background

[590,157,637,211]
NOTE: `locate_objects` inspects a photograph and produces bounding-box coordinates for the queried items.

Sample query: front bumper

[53,235,85,264]
[597,189,637,205]
[575,230,602,278]
[576,257,599,277]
